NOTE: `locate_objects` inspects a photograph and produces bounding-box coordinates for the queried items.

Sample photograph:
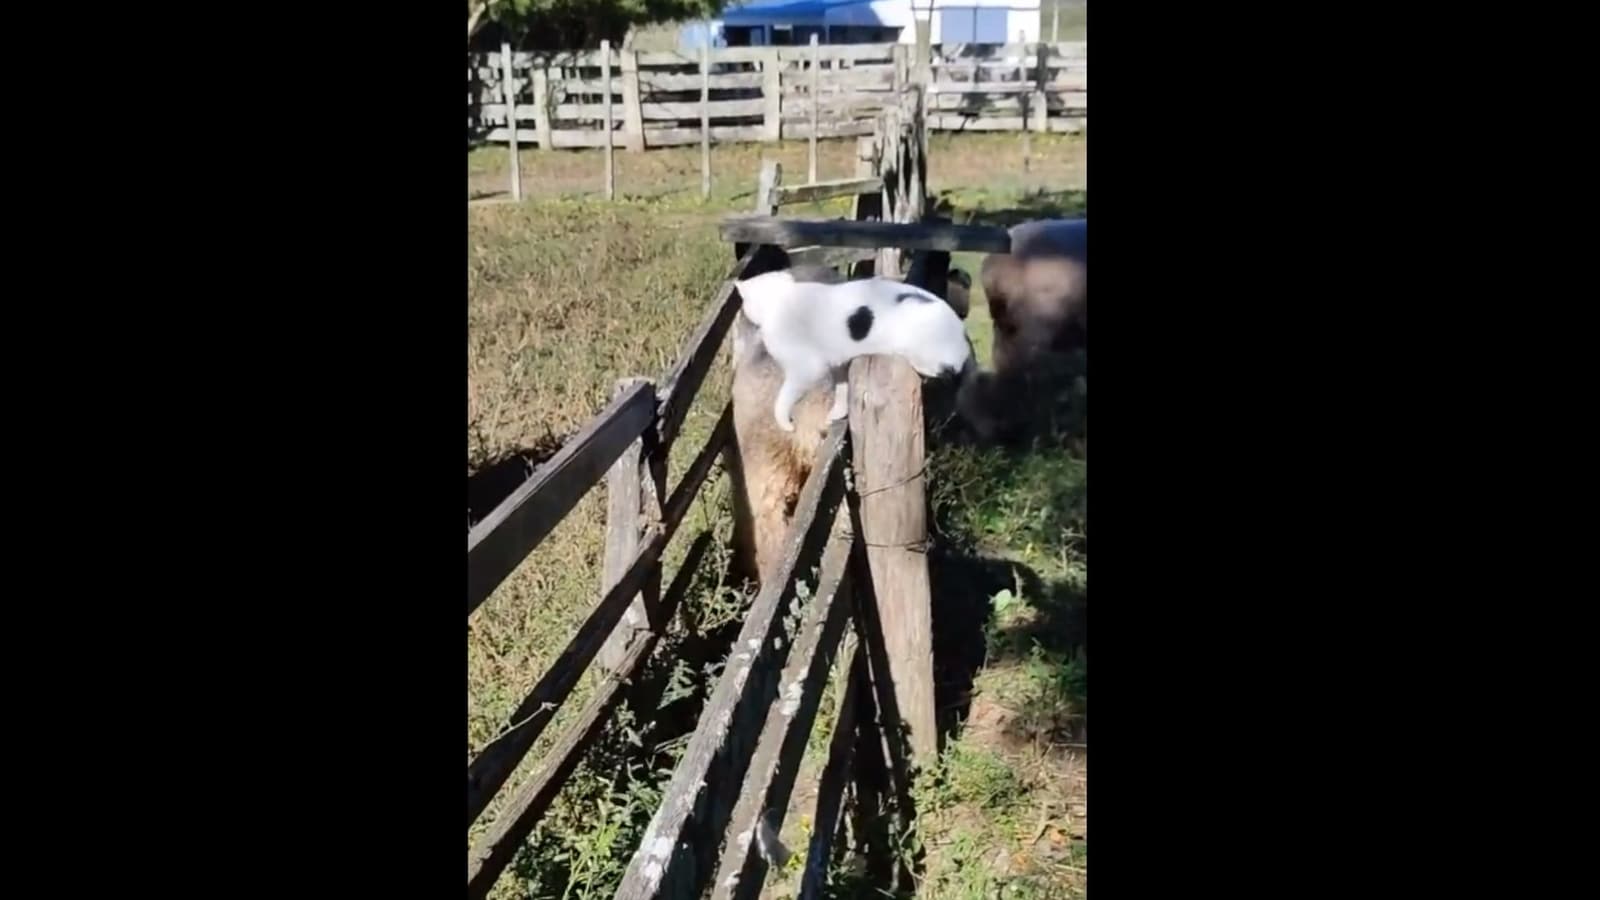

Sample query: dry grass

[466,197,739,887]
[469,138,865,205]
[467,130,1086,899]
[467,201,733,469]
[468,131,1086,206]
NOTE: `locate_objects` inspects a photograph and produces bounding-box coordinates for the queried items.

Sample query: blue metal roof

[721,0,869,25]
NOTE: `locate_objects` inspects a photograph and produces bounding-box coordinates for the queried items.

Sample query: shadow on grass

[467,433,567,531]
[922,297,1088,749]
[927,545,1087,751]
[504,531,758,898]
[934,186,1087,229]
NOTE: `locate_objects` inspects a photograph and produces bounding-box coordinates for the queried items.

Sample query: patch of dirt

[963,691,1087,847]
[963,692,1020,744]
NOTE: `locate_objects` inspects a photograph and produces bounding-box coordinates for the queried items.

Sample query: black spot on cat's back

[847,305,874,341]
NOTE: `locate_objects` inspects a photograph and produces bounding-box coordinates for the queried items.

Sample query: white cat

[733,269,974,432]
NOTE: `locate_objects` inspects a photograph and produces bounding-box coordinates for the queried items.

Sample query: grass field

[468,130,1086,899]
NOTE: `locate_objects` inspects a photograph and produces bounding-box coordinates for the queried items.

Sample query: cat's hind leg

[771,357,827,432]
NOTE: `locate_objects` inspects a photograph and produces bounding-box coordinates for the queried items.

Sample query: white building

[680,0,1042,49]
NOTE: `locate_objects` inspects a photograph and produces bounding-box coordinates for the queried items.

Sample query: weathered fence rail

[466,381,656,616]
[467,89,986,898]
[465,303,747,898]
[468,40,1086,149]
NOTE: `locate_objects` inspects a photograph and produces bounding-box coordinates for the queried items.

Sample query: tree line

[468,0,722,49]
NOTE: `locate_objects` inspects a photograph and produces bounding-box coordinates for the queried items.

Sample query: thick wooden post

[874,108,900,278]
[762,47,782,141]
[620,47,646,151]
[701,40,712,199]
[913,14,932,88]
[846,356,938,764]
[598,377,661,673]
[530,63,552,150]
[850,135,882,278]
[809,33,820,184]
[499,41,522,201]
[1019,31,1032,167]
[601,40,615,199]
[912,15,932,167]
[910,90,926,220]
[1031,39,1049,134]
[730,160,781,263]
[755,159,781,213]
[848,105,938,766]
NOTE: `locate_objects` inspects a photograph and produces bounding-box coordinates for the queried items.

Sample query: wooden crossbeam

[772,176,884,206]
[788,245,877,269]
[466,531,716,900]
[468,381,656,617]
[612,423,850,900]
[719,214,1011,253]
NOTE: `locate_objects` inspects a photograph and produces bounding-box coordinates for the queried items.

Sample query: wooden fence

[467,40,1087,151]
[466,93,1014,899]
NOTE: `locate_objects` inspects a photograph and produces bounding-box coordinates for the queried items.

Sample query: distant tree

[469,0,722,47]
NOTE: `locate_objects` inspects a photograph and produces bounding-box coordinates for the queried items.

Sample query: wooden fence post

[621,46,646,151]
[851,133,882,279]
[601,40,615,199]
[499,41,522,201]
[471,40,1083,148]
[913,15,932,88]
[848,106,939,767]
[762,47,782,141]
[1031,39,1049,134]
[701,40,712,199]
[598,377,661,674]
[1019,31,1032,169]
[809,33,820,184]
[531,62,552,150]
[875,107,902,278]
[910,89,926,219]
[846,378,938,766]
[729,159,780,271]
[755,159,780,213]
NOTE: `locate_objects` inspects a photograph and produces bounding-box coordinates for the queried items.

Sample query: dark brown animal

[959,218,1086,439]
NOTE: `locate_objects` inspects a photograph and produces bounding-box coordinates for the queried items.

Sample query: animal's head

[879,281,974,380]
[982,239,1088,370]
[1016,256,1087,355]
